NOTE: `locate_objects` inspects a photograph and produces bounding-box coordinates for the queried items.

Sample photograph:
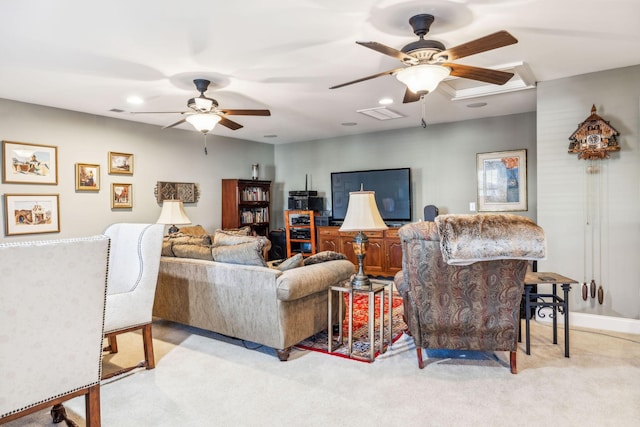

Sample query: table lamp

[339,188,388,288]
[157,199,191,234]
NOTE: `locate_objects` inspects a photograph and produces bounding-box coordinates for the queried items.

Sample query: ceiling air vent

[356,107,405,121]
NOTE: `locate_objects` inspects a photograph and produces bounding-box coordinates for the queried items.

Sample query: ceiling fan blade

[444,63,515,85]
[330,68,404,89]
[356,41,418,64]
[218,116,243,130]
[402,88,423,104]
[162,118,187,129]
[219,109,271,116]
[130,111,187,114]
[435,31,518,61]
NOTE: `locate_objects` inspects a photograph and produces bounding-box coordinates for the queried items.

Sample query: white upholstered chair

[102,223,164,379]
[0,236,110,426]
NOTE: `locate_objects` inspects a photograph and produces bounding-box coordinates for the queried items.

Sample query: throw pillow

[277,253,304,271]
[211,241,267,266]
[303,250,347,266]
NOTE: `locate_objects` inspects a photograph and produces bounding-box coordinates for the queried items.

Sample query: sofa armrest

[276,260,354,301]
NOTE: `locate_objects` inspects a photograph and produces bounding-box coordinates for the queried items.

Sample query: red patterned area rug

[295,290,407,362]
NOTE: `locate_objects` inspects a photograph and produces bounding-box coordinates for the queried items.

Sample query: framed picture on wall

[2,141,58,185]
[111,183,132,209]
[4,194,60,235]
[75,163,100,191]
[108,152,133,175]
[477,149,527,212]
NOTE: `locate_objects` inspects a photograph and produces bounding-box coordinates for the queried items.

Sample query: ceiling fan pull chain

[421,94,427,128]
[203,134,208,155]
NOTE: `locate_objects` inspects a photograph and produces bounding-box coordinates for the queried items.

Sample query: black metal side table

[522,272,578,357]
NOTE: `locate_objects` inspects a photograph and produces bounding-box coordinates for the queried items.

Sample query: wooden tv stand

[316,226,402,278]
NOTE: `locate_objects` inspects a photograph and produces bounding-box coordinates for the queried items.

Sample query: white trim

[536,311,640,335]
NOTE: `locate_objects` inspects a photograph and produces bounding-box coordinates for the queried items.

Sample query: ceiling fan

[330,14,518,103]
[132,79,271,134]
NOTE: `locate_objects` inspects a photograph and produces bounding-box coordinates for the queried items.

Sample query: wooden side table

[522,272,578,357]
[327,280,393,362]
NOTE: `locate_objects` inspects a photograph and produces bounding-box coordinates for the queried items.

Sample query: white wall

[537,64,640,319]
[274,112,537,229]
[0,99,275,241]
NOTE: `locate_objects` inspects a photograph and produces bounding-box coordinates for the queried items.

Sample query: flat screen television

[330,167,412,223]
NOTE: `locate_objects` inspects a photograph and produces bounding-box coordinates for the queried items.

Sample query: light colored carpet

[5,319,640,427]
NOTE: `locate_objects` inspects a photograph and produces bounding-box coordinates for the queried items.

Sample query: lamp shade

[396,64,451,95]
[186,113,221,134]
[157,200,191,225]
[339,191,388,232]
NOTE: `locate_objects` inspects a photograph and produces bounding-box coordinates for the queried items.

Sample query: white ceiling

[1,0,639,144]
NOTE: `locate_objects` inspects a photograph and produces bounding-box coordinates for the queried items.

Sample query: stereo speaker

[268,228,287,261]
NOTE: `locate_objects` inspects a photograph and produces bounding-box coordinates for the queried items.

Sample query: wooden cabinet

[221,179,271,236]
[285,210,317,258]
[317,226,402,278]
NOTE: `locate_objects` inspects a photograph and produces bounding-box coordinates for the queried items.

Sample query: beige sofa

[153,255,354,360]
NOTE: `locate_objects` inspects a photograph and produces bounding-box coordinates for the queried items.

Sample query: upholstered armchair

[394,214,545,374]
[102,223,164,379]
[0,236,110,426]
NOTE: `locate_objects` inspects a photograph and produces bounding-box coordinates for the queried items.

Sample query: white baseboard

[536,311,640,335]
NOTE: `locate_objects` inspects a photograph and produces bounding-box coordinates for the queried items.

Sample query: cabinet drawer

[318,227,340,236]
[339,230,384,238]
[385,228,400,238]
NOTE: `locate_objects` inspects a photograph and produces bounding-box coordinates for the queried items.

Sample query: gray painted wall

[273,112,537,228]
[537,64,640,319]
[0,98,275,240]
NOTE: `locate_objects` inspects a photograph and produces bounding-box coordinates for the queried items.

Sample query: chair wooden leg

[510,351,517,374]
[106,335,118,354]
[85,384,101,427]
[416,347,425,369]
[141,323,155,370]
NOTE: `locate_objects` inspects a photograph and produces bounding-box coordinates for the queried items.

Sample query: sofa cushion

[214,226,251,236]
[172,244,214,261]
[213,231,261,247]
[211,240,268,266]
[173,224,209,237]
[303,250,347,266]
[276,253,304,271]
[162,225,213,258]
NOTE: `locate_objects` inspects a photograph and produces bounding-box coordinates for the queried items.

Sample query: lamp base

[351,237,371,289]
[168,225,179,234]
[350,273,372,289]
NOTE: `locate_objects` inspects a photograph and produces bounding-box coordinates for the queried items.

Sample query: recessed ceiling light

[467,102,488,108]
[126,96,144,105]
[341,122,358,126]
[378,97,393,105]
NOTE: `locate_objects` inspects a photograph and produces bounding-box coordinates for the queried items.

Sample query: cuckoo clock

[568,105,620,160]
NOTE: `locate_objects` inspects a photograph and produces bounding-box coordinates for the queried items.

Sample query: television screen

[331,167,412,223]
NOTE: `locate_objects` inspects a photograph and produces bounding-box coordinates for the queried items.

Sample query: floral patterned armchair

[394,214,545,374]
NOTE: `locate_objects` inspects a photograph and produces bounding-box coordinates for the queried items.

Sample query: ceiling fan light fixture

[396,64,451,95]
[186,113,221,134]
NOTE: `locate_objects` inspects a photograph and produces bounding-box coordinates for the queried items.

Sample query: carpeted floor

[5,318,640,426]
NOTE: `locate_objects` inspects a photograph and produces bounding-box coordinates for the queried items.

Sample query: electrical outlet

[469,202,476,212]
